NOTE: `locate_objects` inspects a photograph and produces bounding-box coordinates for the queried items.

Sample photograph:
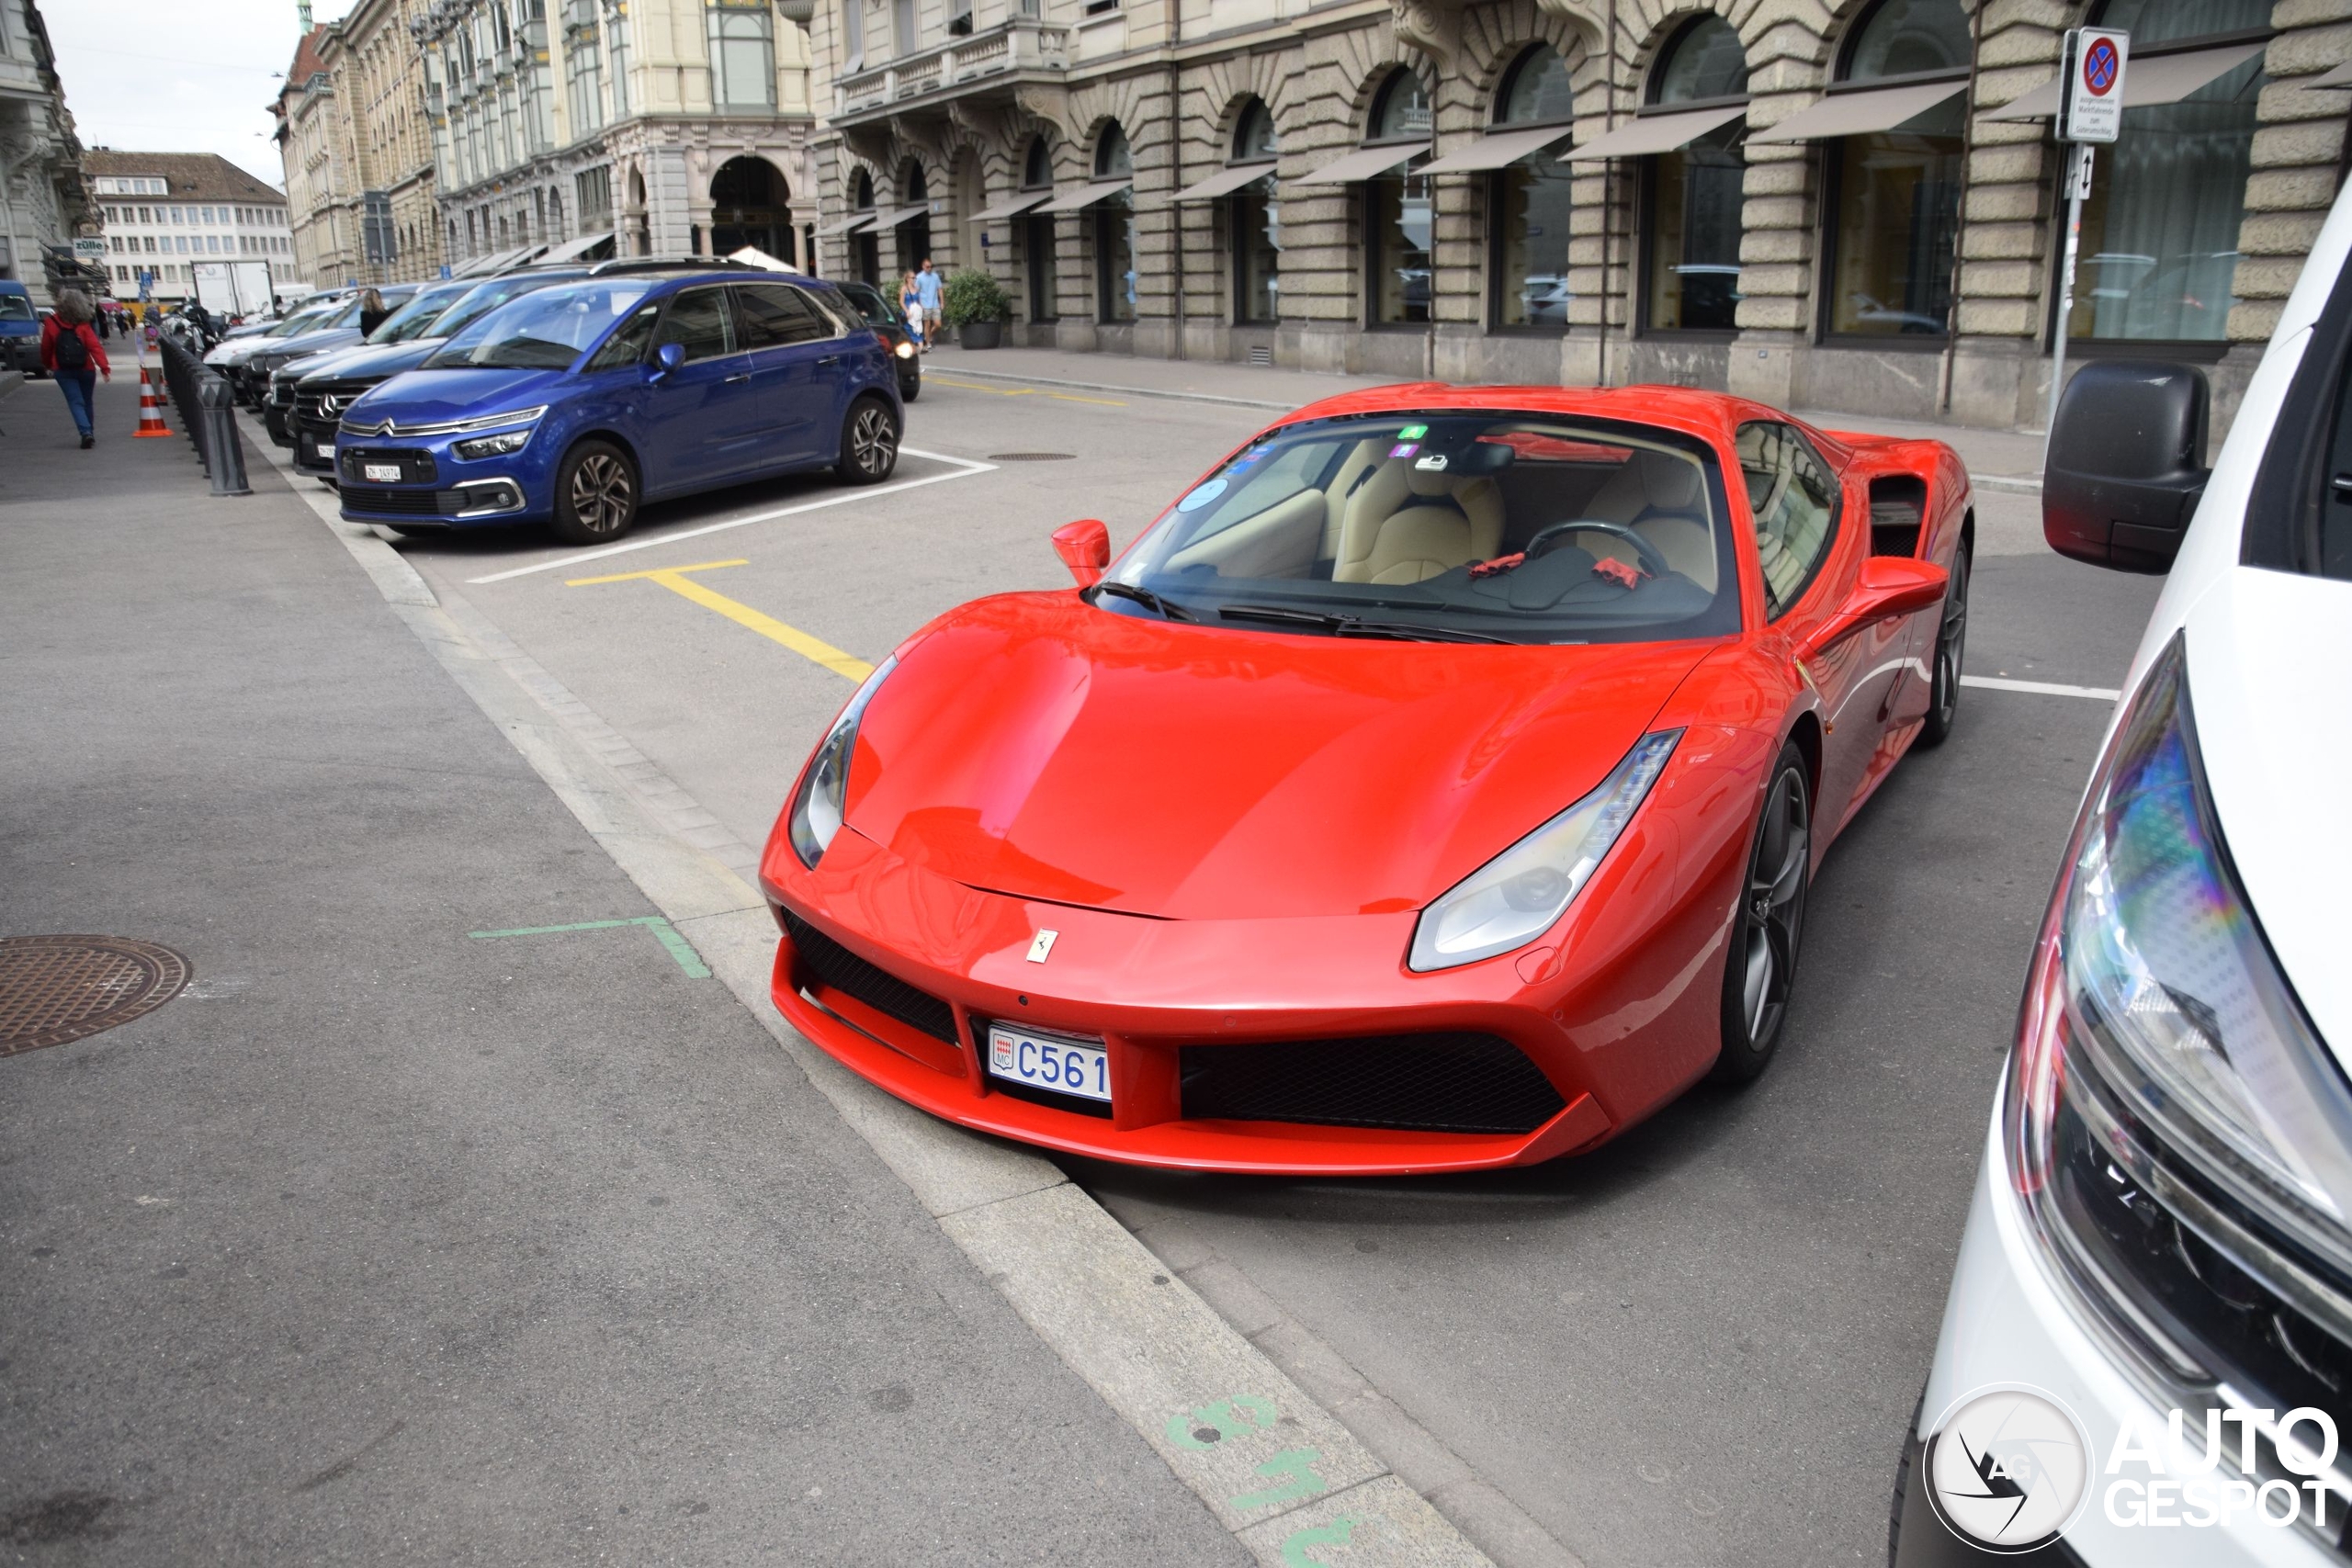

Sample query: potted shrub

[943,269,1012,349]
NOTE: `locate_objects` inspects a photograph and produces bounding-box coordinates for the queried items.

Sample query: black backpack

[52,323,87,371]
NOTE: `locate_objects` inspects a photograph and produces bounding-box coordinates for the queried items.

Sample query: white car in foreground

[1894,184,2352,1562]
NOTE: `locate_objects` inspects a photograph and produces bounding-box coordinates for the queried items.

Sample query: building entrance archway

[710,155,794,265]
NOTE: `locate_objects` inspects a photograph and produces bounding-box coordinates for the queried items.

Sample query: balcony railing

[837,17,1069,117]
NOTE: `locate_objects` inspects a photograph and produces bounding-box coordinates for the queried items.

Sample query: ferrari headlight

[2009,634,2352,1236]
[452,429,533,460]
[1408,730,1679,973]
[787,656,899,869]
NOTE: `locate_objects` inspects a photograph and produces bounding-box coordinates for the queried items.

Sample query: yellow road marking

[925,375,1126,408]
[564,558,873,681]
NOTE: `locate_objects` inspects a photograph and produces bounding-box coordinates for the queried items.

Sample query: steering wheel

[1521,520,1674,581]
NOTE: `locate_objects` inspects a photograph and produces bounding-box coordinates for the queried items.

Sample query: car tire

[550,438,639,545]
[899,375,921,403]
[1916,544,1970,749]
[835,395,899,485]
[1708,741,1811,1087]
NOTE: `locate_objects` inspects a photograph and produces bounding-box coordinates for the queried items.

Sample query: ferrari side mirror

[1805,557,1948,660]
[1052,519,1110,588]
[2043,360,2210,574]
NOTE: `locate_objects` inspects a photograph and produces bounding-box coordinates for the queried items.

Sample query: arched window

[1094,123,1136,323]
[1366,71,1433,325]
[1022,138,1057,324]
[2065,0,2267,345]
[1490,47,1575,331]
[1824,0,1969,339]
[1230,100,1281,324]
[1645,17,1749,333]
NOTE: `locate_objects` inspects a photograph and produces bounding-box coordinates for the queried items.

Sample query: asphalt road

[368,364,2164,1568]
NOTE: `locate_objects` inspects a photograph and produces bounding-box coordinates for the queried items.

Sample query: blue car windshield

[0,294,34,322]
[424,280,652,370]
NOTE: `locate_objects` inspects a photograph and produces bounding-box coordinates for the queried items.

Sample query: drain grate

[0,936,191,1055]
[988,452,1078,462]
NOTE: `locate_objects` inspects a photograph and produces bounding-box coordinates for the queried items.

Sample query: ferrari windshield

[1102,412,1741,643]
[423,280,650,370]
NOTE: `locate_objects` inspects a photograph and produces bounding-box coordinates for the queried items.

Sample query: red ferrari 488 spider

[761,385,1970,1175]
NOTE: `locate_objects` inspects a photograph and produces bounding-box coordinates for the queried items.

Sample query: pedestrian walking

[357,288,391,336]
[93,305,112,341]
[899,271,926,352]
[40,289,110,449]
[915,259,944,351]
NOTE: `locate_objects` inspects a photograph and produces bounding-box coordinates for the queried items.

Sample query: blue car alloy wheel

[553,439,638,544]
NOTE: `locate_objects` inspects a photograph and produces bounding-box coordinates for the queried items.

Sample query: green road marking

[1228,1448,1329,1511]
[1280,1517,1362,1566]
[467,916,711,978]
[1167,1393,1280,1451]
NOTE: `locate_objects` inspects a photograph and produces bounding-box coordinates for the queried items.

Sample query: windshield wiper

[1217,603,1516,644]
[1091,581,1195,621]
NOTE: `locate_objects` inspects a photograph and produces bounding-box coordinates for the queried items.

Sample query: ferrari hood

[845,594,1714,922]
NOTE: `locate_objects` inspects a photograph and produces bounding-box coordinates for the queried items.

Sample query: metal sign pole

[2042,142,2092,465]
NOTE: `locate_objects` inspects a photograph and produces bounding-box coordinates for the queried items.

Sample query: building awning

[870,203,933,230]
[1747,79,1969,143]
[814,210,877,238]
[1170,163,1277,202]
[537,231,615,265]
[448,250,504,277]
[972,190,1055,220]
[1418,123,1577,175]
[2312,61,2352,88]
[1562,103,1748,161]
[1035,178,1133,213]
[1295,141,1428,186]
[1986,41,2269,120]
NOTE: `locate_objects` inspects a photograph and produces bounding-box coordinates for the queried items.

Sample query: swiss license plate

[363,462,401,482]
[315,442,334,458]
[987,1024,1111,1103]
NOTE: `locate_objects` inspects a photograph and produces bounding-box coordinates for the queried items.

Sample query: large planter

[957,320,1003,350]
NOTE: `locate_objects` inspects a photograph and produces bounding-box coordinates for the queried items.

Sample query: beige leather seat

[1332,463,1506,583]
[1581,448,1717,590]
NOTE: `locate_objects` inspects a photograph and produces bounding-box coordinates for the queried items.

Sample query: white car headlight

[1408,730,1679,973]
[894,340,915,360]
[452,429,532,460]
[787,656,899,869]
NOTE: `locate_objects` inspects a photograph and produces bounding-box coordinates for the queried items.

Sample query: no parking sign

[2059,27,2128,143]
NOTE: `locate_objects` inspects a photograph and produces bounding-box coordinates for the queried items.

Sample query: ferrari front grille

[1180,1032,1566,1135]
[779,908,958,1045]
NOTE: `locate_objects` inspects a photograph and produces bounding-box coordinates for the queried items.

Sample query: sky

[45,0,366,191]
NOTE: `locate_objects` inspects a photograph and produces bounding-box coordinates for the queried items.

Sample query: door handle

[723,371,752,384]
[816,355,842,367]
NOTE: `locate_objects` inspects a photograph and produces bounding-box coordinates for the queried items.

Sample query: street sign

[2059,27,2128,144]
[439,264,452,279]
[137,270,153,302]
[73,237,105,261]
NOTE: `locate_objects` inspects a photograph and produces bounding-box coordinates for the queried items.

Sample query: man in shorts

[915,259,944,351]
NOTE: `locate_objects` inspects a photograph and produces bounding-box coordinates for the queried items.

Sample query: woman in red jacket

[41,289,111,449]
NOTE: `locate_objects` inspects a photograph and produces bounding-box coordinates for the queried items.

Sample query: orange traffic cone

[132,365,171,438]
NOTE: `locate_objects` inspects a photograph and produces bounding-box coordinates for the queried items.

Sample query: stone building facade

[804,0,2352,434]
[418,0,820,276]
[275,0,447,292]
[0,0,88,307]
[85,152,297,305]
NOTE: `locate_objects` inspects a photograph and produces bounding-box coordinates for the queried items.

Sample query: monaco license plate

[315,441,335,458]
[986,1023,1111,1103]
[363,462,401,482]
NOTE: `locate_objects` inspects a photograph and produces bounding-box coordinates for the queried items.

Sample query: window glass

[739,282,831,346]
[1647,124,1745,331]
[1654,16,1749,104]
[1495,158,1572,328]
[372,280,474,343]
[2318,353,2352,581]
[1369,173,1432,324]
[426,282,654,369]
[1499,47,1575,125]
[587,301,662,368]
[1737,423,1840,615]
[1373,72,1431,141]
[0,294,35,321]
[1844,0,1970,80]
[2096,0,2268,47]
[1096,125,1133,179]
[1097,191,1136,321]
[1027,213,1058,321]
[1104,412,1737,644]
[1023,137,1052,189]
[1235,176,1280,323]
[652,287,737,361]
[1235,101,1279,162]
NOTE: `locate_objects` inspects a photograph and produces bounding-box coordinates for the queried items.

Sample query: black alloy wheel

[1917,545,1971,747]
[1710,743,1811,1086]
[551,439,638,545]
[836,397,900,485]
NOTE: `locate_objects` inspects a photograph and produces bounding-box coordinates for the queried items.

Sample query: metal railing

[157,338,253,498]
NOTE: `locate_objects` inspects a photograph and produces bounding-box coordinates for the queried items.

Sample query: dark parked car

[832,280,922,402]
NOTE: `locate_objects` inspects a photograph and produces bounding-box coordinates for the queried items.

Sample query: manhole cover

[988,452,1078,462]
[0,936,191,1055]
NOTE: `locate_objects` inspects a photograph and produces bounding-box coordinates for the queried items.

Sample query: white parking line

[1961,674,2121,701]
[464,446,997,585]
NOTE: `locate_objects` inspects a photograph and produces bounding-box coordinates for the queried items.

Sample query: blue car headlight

[787,657,899,869]
[1408,730,1679,973]
[453,429,533,460]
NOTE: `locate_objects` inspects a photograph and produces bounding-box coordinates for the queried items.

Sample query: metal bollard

[197,376,252,497]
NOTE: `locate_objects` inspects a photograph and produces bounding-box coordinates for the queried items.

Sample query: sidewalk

[0,372,1242,1562]
[927,341,2047,485]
